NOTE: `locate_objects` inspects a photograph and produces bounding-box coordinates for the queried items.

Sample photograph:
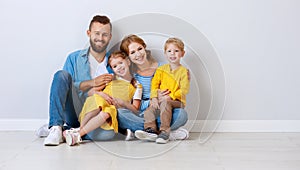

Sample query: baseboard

[0,119,48,131]
[1,119,300,132]
[185,120,300,132]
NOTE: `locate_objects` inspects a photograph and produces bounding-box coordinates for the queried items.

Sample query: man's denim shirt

[62,48,113,99]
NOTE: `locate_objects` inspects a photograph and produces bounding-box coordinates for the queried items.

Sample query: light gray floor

[1,132,300,170]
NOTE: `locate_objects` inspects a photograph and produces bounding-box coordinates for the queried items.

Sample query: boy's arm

[174,69,190,100]
[150,69,162,98]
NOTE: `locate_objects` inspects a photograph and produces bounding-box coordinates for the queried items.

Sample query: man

[44,15,114,146]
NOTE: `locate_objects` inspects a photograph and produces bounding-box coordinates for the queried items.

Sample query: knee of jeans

[86,128,115,141]
[54,70,72,83]
[174,108,188,124]
[117,109,126,119]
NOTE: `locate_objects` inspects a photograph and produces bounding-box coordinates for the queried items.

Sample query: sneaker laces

[145,127,157,134]
[48,126,61,138]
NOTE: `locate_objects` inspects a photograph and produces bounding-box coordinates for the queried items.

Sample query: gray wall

[0,0,299,121]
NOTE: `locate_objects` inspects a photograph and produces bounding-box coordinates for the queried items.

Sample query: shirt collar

[81,47,110,65]
[79,48,89,58]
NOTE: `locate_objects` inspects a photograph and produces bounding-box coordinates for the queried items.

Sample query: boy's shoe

[125,129,135,141]
[65,131,82,146]
[169,127,189,141]
[36,124,49,137]
[135,128,158,142]
[44,126,63,146]
[156,131,170,144]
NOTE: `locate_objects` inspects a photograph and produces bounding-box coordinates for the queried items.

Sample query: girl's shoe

[65,131,82,146]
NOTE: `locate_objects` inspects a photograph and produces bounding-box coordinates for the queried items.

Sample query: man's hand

[79,73,113,93]
[93,73,113,87]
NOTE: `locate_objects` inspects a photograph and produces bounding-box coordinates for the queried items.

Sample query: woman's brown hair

[119,34,156,72]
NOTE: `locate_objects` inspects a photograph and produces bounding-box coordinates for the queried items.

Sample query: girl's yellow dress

[79,79,137,133]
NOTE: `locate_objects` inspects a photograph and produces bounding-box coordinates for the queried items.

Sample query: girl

[64,51,142,146]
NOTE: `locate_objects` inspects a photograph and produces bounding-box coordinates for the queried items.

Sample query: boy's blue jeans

[48,70,115,141]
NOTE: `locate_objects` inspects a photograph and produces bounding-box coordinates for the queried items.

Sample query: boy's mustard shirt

[150,64,190,105]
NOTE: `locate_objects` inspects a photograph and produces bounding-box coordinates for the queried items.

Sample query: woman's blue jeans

[117,108,188,132]
[48,70,115,141]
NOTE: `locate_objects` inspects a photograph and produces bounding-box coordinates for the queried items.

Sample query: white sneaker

[125,129,135,141]
[135,130,157,142]
[64,128,80,134]
[156,131,170,144]
[44,126,63,146]
[36,124,49,137]
[169,127,189,141]
[65,131,82,146]
[63,128,80,139]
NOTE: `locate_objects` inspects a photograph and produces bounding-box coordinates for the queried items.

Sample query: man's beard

[90,39,109,53]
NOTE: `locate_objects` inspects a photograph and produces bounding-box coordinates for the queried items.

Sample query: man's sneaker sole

[36,124,49,137]
[43,126,63,146]
[44,141,60,146]
[43,137,63,146]
[134,130,157,142]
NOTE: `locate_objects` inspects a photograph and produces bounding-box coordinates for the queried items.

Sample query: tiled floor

[1,132,300,170]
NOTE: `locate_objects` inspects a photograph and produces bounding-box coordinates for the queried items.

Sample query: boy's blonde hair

[164,37,185,52]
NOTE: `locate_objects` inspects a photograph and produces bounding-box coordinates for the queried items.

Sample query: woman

[117,34,189,140]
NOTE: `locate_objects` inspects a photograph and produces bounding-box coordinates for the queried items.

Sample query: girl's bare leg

[80,108,101,128]
[80,111,110,137]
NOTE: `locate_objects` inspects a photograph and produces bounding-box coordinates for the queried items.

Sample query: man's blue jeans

[48,70,115,140]
[117,108,188,132]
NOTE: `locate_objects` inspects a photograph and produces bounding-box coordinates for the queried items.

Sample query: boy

[135,37,190,144]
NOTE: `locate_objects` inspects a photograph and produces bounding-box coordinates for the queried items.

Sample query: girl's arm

[95,91,114,105]
[87,85,106,96]
[113,98,141,114]
[113,80,143,114]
